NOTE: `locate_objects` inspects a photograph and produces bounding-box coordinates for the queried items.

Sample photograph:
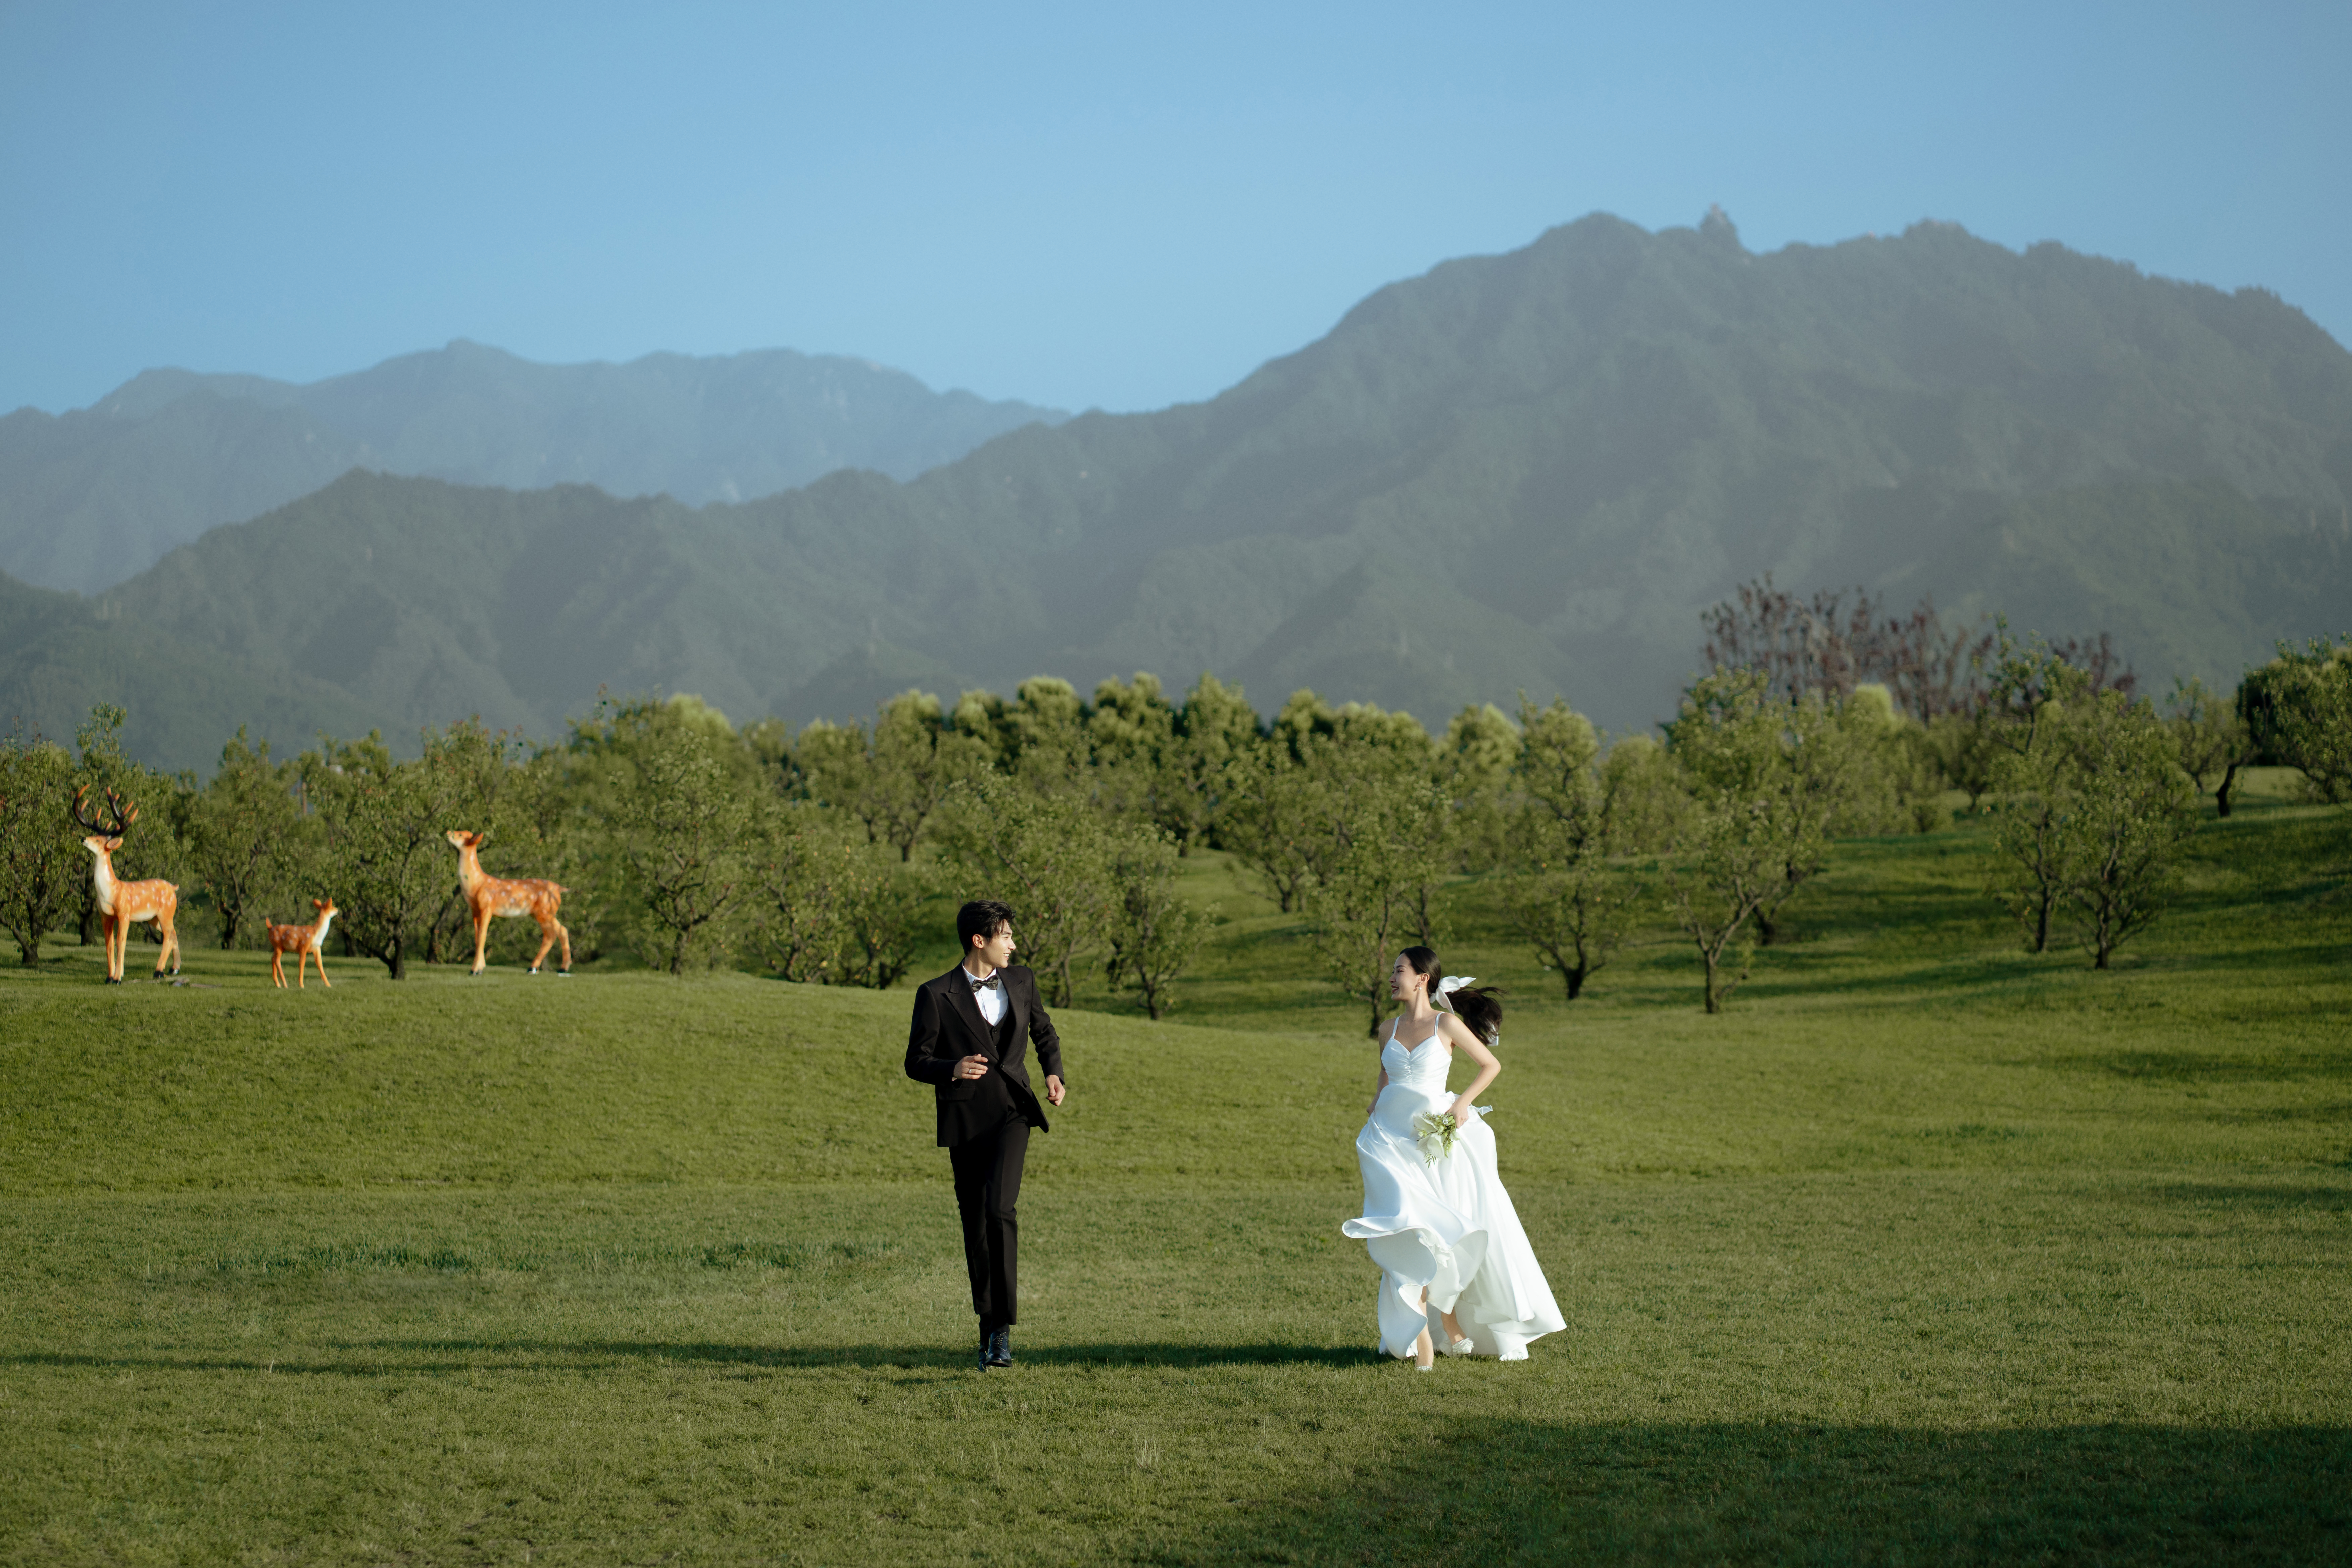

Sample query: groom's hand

[1045,1074,1065,1106]
[953,1054,990,1081]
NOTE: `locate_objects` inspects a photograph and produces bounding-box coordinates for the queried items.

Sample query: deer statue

[72,785,181,983]
[266,898,338,990]
[445,830,571,975]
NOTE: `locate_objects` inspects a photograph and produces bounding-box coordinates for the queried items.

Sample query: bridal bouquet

[1412,1111,1460,1165]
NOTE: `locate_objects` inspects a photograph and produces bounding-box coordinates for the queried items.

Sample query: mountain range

[0,342,1066,594]
[5,208,2348,774]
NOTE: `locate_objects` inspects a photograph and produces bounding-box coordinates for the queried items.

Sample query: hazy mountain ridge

[0,342,1067,593]
[8,211,2350,772]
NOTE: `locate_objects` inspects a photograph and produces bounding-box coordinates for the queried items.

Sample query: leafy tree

[1600,734,1690,854]
[1666,669,1845,952]
[1301,756,1450,1036]
[1162,673,1263,854]
[753,806,928,989]
[1503,699,1640,1000]
[184,728,312,948]
[1987,650,2082,955]
[0,731,82,965]
[1659,793,1788,1014]
[752,807,848,983]
[1438,702,1518,872]
[1922,708,2000,814]
[1085,673,1178,826]
[837,865,928,988]
[2166,676,2256,816]
[794,720,872,821]
[941,773,1111,1007]
[1003,676,1092,794]
[594,700,758,974]
[1102,824,1204,1019]
[1222,740,1338,914]
[1660,670,1842,1010]
[869,691,989,859]
[2053,689,2197,968]
[300,725,502,979]
[2242,636,2352,803]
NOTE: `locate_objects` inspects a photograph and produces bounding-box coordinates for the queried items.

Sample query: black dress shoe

[977,1328,995,1371]
[985,1328,1013,1368]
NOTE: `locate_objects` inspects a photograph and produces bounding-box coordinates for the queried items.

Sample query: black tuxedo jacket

[904,963,1065,1148]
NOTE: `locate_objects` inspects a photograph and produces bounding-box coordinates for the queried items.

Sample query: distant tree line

[1,585,2345,1019]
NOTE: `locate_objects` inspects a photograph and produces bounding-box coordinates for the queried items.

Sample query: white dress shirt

[965,964,1007,1026]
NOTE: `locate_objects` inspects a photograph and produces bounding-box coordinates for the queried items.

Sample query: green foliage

[2050,692,2199,969]
[1503,699,1642,1001]
[583,699,761,976]
[1101,824,1205,1020]
[1437,701,1517,870]
[1990,650,2198,966]
[796,690,986,861]
[2242,635,2352,803]
[1299,751,1450,1036]
[1162,673,1263,853]
[1083,672,1177,827]
[1660,670,1846,1010]
[1922,707,2001,813]
[1665,670,1844,953]
[938,773,1111,1007]
[1600,733,1690,854]
[1221,741,1337,914]
[298,723,518,979]
[184,727,314,948]
[0,730,80,965]
[2166,675,2256,816]
[752,809,930,990]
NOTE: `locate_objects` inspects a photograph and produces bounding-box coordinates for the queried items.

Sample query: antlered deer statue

[445,830,571,975]
[73,785,182,983]
[267,898,338,989]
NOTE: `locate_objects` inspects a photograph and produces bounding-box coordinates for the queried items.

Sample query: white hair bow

[1436,975,1475,996]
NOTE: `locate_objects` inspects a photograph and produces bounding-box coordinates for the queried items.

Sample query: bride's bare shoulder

[1437,1013,1488,1050]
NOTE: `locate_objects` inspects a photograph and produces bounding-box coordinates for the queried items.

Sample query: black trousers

[947,1117,1029,1330]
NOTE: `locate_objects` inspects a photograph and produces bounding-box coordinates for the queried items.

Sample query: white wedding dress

[1343,1020,1565,1360]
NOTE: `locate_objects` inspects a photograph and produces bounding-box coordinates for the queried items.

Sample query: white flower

[1412,1110,1458,1165]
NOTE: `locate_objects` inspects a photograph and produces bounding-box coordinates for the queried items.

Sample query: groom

[904,899,1066,1371]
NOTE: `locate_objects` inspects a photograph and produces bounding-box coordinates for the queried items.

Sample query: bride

[1343,946,1565,1369]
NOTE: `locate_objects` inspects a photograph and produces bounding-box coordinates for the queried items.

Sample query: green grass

[2,788,2349,1563]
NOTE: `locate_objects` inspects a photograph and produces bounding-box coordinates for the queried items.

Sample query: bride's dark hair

[1399,945,1503,1043]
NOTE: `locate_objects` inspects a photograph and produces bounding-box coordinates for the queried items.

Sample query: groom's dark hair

[957,899,1017,952]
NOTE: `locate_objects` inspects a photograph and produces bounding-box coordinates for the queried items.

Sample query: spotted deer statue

[72,785,181,983]
[445,830,571,975]
[266,898,338,990]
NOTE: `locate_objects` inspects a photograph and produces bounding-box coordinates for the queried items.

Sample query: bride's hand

[1448,1095,1477,1126]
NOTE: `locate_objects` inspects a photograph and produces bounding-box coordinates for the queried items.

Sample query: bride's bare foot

[1413,1326,1434,1370]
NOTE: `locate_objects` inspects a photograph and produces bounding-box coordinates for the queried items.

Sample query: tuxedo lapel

[1003,974,1027,1063]
[945,969,998,1058]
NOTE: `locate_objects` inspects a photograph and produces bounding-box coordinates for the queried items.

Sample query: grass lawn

[1,783,2348,1563]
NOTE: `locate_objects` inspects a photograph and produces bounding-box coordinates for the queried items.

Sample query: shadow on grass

[3,1340,1382,1376]
[1154,1416,2352,1566]
[2139,1182,2352,1211]
[2068,1045,2352,1083]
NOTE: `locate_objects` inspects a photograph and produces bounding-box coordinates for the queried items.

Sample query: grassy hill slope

[1,800,2347,1558]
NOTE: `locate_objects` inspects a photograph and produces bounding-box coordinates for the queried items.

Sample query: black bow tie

[968,973,1002,992]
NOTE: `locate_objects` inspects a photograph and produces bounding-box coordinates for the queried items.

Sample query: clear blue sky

[4,1,2346,417]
